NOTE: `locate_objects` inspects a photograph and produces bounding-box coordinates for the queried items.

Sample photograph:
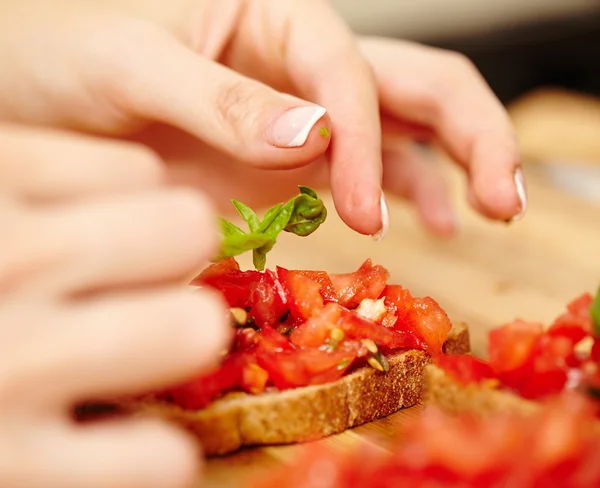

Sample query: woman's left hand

[0,0,526,237]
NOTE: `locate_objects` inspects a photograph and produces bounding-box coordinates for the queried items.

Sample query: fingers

[382,137,456,237]
[0,124,165,202]
[275,0,384,235]
[28,419,200,488]
[6,189,218,297]
[2,287,230,404]
[98,21,331,169]
[361,37,526,222]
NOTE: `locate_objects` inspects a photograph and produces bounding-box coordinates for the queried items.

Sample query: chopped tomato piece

[256,344,356,389]
[165,352,256,409]
[338,307,424,350]
[196,262,287,327]
[434,354,496,385]
[487,320,543,374]
[290,302,342,347]
[277,268,325,321]
[381,286,452,355]
[329,259,389,309]
[551,293,594,335]
[290,302,424,351]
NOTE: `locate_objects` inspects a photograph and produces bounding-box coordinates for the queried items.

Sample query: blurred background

[330,0,600,193]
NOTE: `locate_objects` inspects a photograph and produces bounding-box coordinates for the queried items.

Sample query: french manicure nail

[372,192,390,241]
[267,105,327,148]
[511,167,528,221]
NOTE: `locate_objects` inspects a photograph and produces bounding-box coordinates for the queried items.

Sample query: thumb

[104,25,331,169]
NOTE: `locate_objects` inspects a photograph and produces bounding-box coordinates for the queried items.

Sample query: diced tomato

[338,307,425,350]
[503,334,573,400]
[290,302,342,347]
[249,269,289,326]
[166,352,255,409]
[241,363,269,394]
[551,293,594,335]
[256,344,356,389]
[192,257,240,281]
[592,338,600,363]
[196,262,287,327]
[329,259,389,309]
[381,286,452,355]
[277,268,325,322]
[434,354,497,386]
[277,267,338,301]
[487,320,544,374]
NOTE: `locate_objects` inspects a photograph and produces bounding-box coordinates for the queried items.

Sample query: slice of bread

[422,362,540,417]
[124,323,470,456]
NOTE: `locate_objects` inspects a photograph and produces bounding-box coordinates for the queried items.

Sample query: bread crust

[126,323,470,456]
[422,362,539,417]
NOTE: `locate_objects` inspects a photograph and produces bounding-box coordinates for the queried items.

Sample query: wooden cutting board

[202,162,600,487]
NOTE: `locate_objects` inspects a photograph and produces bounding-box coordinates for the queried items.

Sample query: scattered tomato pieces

[436,293,600,403]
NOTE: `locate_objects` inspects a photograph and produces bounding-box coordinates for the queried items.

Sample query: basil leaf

[591,286,600,337]
[217,186,327,269]
[217,232,271,259]
[258,203,283,233]
[221,218,246,239]
[232,200,260,232]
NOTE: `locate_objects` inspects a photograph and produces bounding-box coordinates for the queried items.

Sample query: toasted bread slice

[422,362,539,417]
[124,323,470,456]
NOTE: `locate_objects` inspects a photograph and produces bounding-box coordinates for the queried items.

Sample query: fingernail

[372,192,390,241]
[511,167,528,221]
[268,105,327,148]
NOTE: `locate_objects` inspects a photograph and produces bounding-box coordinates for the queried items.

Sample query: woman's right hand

[0,124,230,488]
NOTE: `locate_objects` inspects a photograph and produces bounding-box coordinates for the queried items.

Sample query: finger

[4,189,218,297]
[30,419,200,488]
[288,1,384,236]
[0,124,165,202]
[95,22,331,170]
[361,38,526,222]
[234,0,383,235]
[382,138,456,237]
[1,287,230,405]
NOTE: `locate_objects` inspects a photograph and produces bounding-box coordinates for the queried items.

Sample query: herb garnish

[216,186,327,271]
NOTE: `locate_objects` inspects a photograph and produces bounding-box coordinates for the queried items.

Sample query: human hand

[0,124,230,488]
[0,0,526,238]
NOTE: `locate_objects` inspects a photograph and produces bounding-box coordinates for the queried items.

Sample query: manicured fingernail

[372,192,390,241]
[512,167,527,221]
[268,105,327,148]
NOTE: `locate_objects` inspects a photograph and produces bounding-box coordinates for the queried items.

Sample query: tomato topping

[256,339,356,389]
[487,320,543,374]
[165,352,260,409]
[381,285,452,355]
[276,268,325,322]
[434,354,497,385]
[290,302,424,351]
[329,259,389,309]
[194,264,287,327]
[174,258,456,409]
[551,293,594,334]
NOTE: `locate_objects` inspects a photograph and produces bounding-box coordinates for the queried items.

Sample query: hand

[0,0,526,238]
[0,124,230,488]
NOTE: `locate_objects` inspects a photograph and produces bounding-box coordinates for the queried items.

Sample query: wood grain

[200,160,600,487]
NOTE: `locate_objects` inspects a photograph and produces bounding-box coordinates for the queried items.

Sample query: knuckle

[215,80,262,132]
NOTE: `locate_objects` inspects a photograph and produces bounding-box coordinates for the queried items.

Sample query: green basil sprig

[216,186,327,270]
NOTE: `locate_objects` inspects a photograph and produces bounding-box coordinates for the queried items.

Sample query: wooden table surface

[203,89,600,487]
